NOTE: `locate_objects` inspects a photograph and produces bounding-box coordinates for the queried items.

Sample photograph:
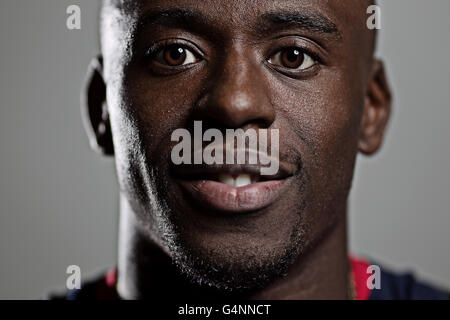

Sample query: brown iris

[280,48,305,69]
[163,46,187,66]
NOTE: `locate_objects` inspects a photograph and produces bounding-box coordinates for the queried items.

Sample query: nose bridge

[221,48,254,98]
[198,46,275,129]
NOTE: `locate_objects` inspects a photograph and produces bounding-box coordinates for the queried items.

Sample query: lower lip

[177,178,291,213]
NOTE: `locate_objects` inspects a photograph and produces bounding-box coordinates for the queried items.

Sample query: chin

[162,213,308,293]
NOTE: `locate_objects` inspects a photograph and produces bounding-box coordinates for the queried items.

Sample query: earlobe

[359,59,392,155]
[81,56,114,156]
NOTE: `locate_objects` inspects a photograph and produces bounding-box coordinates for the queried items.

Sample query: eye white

[300,53,315,69]
[182,49,197,65]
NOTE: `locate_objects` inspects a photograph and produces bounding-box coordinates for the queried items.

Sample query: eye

[268,47,316,70]
[154,45,199,67]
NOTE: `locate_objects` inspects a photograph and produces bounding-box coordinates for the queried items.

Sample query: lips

[172,162,295,213]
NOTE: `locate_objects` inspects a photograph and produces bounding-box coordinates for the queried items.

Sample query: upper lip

[171,163,294,182]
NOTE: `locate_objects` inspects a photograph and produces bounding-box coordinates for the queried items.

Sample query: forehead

[103,0,371,36]
[106,0,369,14]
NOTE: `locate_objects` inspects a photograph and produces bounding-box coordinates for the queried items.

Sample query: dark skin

[83,0,391,299]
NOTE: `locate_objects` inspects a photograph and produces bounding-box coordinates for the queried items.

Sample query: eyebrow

[258,10,342,40]
[134,9,215,38]
[133,8,342,41]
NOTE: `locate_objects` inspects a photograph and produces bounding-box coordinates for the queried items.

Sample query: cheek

[106,68,207,209]
[274,74,362,152]
[271,72,363,211]
[119,66,206,154]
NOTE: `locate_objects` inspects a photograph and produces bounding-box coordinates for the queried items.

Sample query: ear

[359,59,392,155]
[81,56,114,156]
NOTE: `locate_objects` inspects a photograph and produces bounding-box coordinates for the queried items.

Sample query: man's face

[100,0,379,291]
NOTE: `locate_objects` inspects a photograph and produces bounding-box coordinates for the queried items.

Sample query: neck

[117,195,349,300]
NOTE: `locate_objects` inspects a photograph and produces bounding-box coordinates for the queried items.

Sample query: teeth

[218,173,252,187]
[219,174,235,187]
[235,174,252,187]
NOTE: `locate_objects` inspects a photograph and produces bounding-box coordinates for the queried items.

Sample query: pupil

[170,47,184,61]
[287,49,300,62]
[281,48,304,69]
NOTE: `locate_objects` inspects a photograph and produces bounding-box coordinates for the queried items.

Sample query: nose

[194,48,275,129]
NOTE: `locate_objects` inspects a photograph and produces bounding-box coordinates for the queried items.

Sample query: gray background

[0,0,449,299]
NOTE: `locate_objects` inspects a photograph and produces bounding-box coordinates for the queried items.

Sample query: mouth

[172,163,295,214]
